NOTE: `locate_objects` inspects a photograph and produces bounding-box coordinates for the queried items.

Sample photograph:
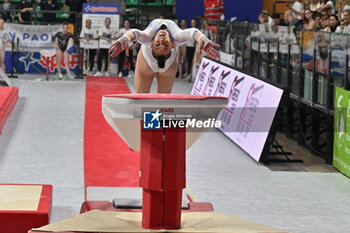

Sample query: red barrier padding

[0,184,52,233]
[0,87,18,134]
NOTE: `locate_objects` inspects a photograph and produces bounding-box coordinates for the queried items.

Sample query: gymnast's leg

[134,47,156,93]
[156,54,179,93]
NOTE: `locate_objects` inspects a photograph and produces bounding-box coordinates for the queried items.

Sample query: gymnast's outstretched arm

[109,26,155,57]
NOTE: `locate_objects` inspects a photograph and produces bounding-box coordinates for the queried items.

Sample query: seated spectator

[294,9,305,32]
[303,9,317,29]
[321,14,331,31]
[271,13,281,25]
[342,9,350,33]
[336,0,350,20]
[309,0,318,11]
[19,0,36,24]
[303,0,311,10]
[314,12,323,30]
[284,10,298,26]
[316,0,335,15]
[286,0,304,19]
[64,0,86,28]
[336,19,346,32]
[258,10,273,25]
[38,0,60,24]
[329,14,339,32]
[0,0,12,22]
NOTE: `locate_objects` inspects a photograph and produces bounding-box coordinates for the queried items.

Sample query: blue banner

[83,3,120,15]
[5,51,78,74]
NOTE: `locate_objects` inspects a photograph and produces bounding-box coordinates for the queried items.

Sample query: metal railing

[216,21,346,163]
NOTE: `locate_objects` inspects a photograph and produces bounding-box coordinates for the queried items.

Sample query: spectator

[342,9,350,33]
[177,19,187,78]
[204,0,224,22]
[284,10,297,26]
[200,18,216,42]
[0,18,10,71]
[271,13,281,25]
[336,0,350,20]
[115,20,135,78]
[294,9,305,32]
[329,14,339,32]
[64,0,86,25]
[321,14,331,31]
[95,17,114,76]
[269,24,280,44]
[316,0,335,15]
[80,19,98,74]
[286,0,304,19]
[52,23,76,80]
[186,18,196,78]
[314,13,322,30]
[0,0,12,22]
[336,19,346,32]
[304,9,317,29]
[38,0,60,24]
[258,10,273,25]
[303,0,311,10]
[19,0,36,24]
[310,0,318,11]
[280,26,297,44]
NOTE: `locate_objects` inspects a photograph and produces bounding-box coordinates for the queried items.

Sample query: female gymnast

[109,19,220,93]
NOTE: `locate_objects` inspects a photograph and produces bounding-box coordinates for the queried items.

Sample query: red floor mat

[84,77,139,195]
[0,87,18,134]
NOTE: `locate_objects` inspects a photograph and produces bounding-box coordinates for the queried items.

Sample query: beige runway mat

[0,185,42,211]
[32,209,290,233]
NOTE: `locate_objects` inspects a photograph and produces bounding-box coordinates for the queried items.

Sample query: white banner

[4,23,63,52]
[191,57,284,162]
[80,39,99,49]
[99,39,117,49]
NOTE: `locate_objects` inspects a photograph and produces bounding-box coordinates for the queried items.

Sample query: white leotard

[132,19,198,73]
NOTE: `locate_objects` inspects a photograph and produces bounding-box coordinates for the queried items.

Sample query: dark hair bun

[158,60,166,68]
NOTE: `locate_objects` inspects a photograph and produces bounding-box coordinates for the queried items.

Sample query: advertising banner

[334,86,350,178]
[4,23,63,52]
[82,3,120,31]
[5,51,79,75]
[191,57,283,161]
[3,23,78,74]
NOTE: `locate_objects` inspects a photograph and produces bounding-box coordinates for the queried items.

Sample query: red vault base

[0,184,52,233]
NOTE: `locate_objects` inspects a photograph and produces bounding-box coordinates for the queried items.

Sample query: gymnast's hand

[109,35,130,57]
[198,37,221,59]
